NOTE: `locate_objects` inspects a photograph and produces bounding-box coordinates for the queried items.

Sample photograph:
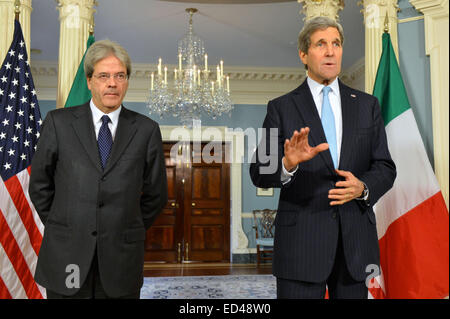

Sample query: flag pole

[14,0,20,21]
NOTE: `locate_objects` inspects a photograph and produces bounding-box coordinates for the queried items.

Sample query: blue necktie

[98,115,113,170]
[321,86,338,168]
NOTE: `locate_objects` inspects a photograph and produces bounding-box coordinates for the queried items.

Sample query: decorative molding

[298,0,345,21]
[398,15,424,23]
[158,125,249,254]
[30,60,364,104]
[340,57,365,91]
[409,0,448,11]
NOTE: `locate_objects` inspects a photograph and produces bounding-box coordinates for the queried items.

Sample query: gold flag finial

[89,13,95,35]
[14,0,20,20]
[384,11,389,33]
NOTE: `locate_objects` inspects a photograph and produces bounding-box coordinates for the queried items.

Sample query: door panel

[144,143,183,262]
[184,142,230,262]
[145,142,230,263]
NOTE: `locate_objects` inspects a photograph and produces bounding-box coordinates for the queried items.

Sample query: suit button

[100,176,106,181]
[99,202,104,208]
[92,231,97,236]
[332,212,337,219]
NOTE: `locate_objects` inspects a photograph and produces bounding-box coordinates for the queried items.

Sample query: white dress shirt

[89,100,122,141]
[281,76,343,184]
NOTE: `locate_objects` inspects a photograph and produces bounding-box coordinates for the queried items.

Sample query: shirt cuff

[281,160,298,185]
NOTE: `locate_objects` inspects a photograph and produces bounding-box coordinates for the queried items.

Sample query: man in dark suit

[250,17,396,299]
[29,40,168,299]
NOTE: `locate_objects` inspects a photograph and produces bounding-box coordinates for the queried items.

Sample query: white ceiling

[30,0,365,69]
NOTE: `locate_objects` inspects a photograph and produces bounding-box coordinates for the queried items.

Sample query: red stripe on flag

[369,281,386,299]
[378,192,449,298]
[4,175,42,256]
[0,276,12,299]
[0,210,43,299]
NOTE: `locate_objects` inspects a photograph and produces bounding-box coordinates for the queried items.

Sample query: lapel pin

[350,94,356,98]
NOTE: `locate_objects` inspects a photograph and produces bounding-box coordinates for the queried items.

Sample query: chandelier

[147,8,233,126]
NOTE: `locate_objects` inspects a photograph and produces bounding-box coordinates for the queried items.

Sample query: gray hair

[84,39,131,78]
[297,16,345,54]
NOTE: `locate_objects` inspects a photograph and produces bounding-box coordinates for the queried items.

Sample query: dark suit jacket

[29,103,168,297]
[250,80,396,283]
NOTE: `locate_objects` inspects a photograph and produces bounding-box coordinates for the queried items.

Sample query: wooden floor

[143,262,272,277]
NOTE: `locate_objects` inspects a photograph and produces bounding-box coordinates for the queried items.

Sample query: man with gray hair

[250,17,396,298]
[30,40,168,299]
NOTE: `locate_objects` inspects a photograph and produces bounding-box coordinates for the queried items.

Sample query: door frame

[160,125,249,259]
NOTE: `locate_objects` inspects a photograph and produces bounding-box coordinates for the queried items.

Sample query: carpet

[140,275,277,299]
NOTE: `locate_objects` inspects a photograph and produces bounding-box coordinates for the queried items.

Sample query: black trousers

[277,214,368,299]
[46,248,140,299]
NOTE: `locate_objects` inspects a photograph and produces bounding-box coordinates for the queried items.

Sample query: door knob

[191,203,196,207]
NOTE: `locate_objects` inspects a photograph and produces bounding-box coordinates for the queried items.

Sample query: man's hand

[328,169,365,206]
[282,127,329,171]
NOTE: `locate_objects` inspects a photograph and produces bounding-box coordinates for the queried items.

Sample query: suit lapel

[103,106,138,175]
[71,103,103,173]
[291,81,336,174]
[338,80,358,170]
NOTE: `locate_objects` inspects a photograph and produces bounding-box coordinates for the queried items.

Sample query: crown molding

[409,0,448,12]
[30,59,365,104]
[340,57,365,87]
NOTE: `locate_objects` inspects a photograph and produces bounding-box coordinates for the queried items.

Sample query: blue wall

[397,0,434,166]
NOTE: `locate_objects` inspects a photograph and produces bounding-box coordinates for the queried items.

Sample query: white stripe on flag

[374,109,440,238]
[0,178,39,274]
[0,172,43,299]
[16,170,44,236]
[0,244,27,299]
[15,170,47,299]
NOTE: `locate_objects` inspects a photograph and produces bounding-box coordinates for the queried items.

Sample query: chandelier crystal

[147,8,233,126]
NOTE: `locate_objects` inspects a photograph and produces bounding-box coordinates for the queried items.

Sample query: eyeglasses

[92,72,128,83]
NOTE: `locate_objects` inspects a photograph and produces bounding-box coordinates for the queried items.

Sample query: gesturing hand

[282,127,329,171]
[328,169,365,206]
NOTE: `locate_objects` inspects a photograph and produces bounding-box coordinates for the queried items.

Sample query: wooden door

[184,142,230,262]
[144,143,183,262]
[144,142,230,263]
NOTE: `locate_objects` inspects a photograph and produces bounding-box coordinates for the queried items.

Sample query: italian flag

[64,35,95,108]
[370,33,449,299]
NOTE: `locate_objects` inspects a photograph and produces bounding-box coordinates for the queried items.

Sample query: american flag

[0,20,45,299]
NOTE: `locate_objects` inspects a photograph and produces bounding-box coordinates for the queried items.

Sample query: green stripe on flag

[64,35,95,108]
[373,33,410,126]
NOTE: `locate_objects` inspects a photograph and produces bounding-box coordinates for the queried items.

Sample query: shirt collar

[89,99,122,125]
[307,76,340,98]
